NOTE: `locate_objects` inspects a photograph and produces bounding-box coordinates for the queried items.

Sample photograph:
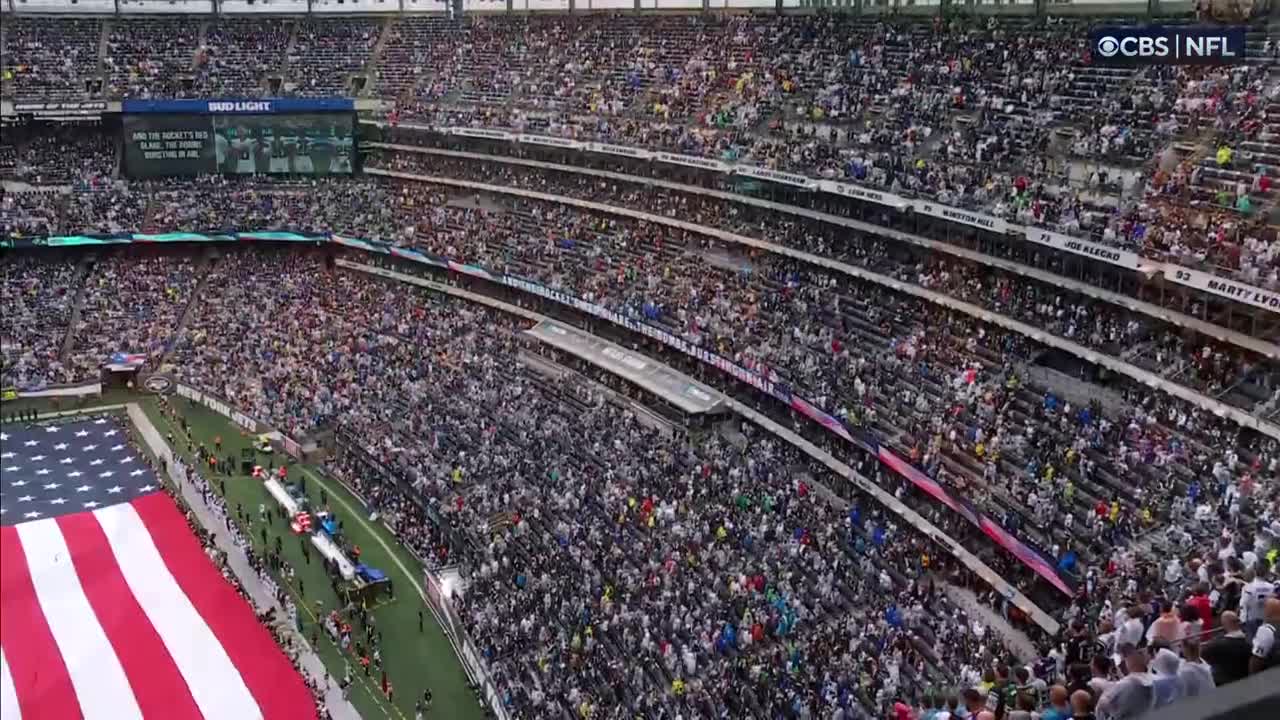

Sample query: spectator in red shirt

[1188,583,1214,629]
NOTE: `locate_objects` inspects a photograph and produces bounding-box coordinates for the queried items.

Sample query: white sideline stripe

[0,647,22,720]
[94,502,264,720]
[299,468,427,603]
[14,518,143,720]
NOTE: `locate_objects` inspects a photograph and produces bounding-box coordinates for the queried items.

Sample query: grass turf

[139,397,484,720]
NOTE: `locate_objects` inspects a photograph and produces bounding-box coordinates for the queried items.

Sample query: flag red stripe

[129,492,317,720]
[0,524,83,720]
[56,511,204,720]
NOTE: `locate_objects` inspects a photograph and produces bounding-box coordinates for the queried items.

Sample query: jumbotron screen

[122,113,355,178]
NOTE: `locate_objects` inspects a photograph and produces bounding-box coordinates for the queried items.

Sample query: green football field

[138,397,486,720]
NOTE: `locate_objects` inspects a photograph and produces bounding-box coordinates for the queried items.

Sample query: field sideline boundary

[125,402,366,720]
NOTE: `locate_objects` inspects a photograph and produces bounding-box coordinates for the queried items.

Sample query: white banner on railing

[447,126,513,141]
[1025,228,1144,271]
[654,151,730,173]
[371,125,1280,317]
[1163,266,1280,314]
[914,201,1010,234]
[585,142,651,159]
[733,165,817,189]
[377,120,1273,319]
[516,133,579,149]
[819,180,908,208]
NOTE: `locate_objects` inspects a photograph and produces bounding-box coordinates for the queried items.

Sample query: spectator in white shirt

[1117,605,1146,648]
[1249,597,1280,674]
[1240,568,1274,630]
[1176,638,1215,697]
[1097,646,1154,720]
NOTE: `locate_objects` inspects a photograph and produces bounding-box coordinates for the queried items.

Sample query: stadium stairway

[942,581,1038,662]
[57,256,94,365]
[358,17,398,98]
[94,19,110,92]
[276,20,301,82]
[192,20,211,75]
[155,253,215,369]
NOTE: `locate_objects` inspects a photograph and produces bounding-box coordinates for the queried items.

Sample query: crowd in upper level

[4,11,1278,289]
[1,10,1279,716]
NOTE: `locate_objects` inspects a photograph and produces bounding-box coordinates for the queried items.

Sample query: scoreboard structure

[120,98,357,179]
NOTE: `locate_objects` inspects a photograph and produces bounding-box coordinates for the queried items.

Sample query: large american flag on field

[0,417,316,720]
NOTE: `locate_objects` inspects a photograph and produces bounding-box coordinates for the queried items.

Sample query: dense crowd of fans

[0,126,116,186]
[3,174,1276,571]
[288,17,381,97]
[1,16,101,100]
[366,150,1277,411]
[68,252,199,378]
[194,18,291,98]
[165,247,1060,718]
[1,7,1279,720]
[367,13,1279,287]
[0,188,62,238]
[373,120,1280,292]
[0,253,79,388]
[2,10,1277,284]
[105,17,201,99]
[2,227,1278,720]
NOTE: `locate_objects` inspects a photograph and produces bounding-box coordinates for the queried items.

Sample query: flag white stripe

[14,518,144,720]
[94,502,264,720]
[0,647,22,720]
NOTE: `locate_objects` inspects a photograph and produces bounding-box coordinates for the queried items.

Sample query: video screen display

[123,113,354,178]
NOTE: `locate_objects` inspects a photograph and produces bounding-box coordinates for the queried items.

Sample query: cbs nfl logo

[1091,26,1246,66]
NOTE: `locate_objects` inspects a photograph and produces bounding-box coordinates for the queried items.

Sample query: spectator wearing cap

[1087,655,1115,698]
[1240,568,1274,633]
[1014,667,1046,708]
[984,664,1017,719]
[1006,693,1038,720]
[918,693,947,720]
[1177,603,1204,641]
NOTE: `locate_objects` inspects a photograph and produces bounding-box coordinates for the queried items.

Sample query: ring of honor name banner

[121,98,356,178]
